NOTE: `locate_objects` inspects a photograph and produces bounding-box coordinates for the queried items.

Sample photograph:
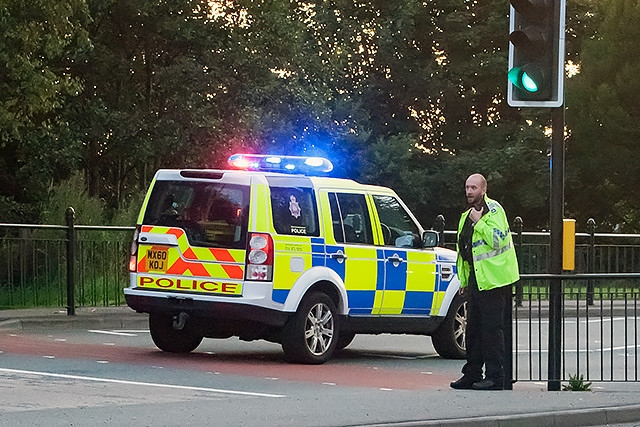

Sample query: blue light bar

[228,154,333,174]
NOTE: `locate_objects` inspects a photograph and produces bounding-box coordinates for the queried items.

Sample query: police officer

[450,174,519,391]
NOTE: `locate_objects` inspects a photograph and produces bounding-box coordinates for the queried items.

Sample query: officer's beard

[467,194,483,209]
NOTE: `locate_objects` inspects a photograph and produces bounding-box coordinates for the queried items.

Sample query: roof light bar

[228,154,333,174]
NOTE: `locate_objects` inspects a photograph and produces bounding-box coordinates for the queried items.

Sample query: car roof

[153,169,395,195]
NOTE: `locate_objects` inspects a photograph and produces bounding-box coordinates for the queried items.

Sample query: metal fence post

[587,218,596,305]
[434,214,445,246]
[66,207,76,316]
[513,216,524,307]
[504,284,514,390]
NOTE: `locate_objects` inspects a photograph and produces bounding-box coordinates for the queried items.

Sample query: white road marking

[88,330,138,337]
[0,367,285,398]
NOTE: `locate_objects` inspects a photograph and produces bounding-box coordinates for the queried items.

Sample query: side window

[329,192,373,244]
[372,195,421,248]
[270,187,320,237]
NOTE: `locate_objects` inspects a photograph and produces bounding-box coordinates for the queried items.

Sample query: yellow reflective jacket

[456,195,520,291]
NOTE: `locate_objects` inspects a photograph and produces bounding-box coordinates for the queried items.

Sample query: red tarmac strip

[0,332,449,390]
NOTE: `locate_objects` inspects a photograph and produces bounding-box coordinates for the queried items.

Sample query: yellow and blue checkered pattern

[272,237,456,316]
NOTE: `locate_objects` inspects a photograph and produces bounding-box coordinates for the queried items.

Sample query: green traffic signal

[507,0,565,107]
[522,72,539,92]
[508,65,543,93]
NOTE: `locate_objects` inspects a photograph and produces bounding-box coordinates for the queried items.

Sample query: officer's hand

[469,207,482,224]
[458,287,465,296]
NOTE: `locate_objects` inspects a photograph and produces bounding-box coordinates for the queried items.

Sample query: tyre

[282,292,339,364]
[149,312,203,353]
[431,293,467,359]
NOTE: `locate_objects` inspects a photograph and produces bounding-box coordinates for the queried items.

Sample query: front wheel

[282,292,339,364]
[149,312,203,353]
[431,293,467,359]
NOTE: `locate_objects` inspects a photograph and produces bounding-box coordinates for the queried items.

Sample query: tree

[0,0,91,222]
[565,0,640,231]
[0,0,604,231]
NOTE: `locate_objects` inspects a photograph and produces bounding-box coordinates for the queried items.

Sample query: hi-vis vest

[456,195,519,291]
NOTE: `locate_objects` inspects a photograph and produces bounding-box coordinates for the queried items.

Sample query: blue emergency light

[228,154,333,174]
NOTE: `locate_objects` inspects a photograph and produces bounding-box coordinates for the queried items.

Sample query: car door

[371,194,437,315]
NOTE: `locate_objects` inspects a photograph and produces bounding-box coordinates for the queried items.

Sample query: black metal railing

[512,277,639,384]
[435,216,640,300]
[1,211,639,383]
[433,215,640,384]
[2,213,640,309]
[0,208,134,312]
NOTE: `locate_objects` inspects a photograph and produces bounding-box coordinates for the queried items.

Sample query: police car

[125,154,465,364]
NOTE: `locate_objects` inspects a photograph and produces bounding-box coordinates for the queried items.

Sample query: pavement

[1,306,640,427]
[0,305,148,331]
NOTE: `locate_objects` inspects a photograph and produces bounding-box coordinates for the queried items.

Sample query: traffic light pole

[548,105,564,391]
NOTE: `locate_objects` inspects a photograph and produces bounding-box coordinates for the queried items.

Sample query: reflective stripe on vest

[472,240,514,263]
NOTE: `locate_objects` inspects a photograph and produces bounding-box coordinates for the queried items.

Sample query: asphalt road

[1,308,640,426]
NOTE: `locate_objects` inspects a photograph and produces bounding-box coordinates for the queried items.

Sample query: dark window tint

[270,187,319,236]
[329,192,373,244]
[143,181,250,249]
[372,195,420,248]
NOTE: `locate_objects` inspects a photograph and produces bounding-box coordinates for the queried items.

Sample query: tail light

[245,233,273,281]
[129,226,140,272]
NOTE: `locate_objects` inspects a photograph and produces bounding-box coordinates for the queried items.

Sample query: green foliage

[563,373,592,391]
[42,172,105,225]
[0,0,637,232]
[109,193,145,226]
[0,0,91,223]
[566,0,640,232]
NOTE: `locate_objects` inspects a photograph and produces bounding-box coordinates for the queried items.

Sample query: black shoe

[471,379,503,390]
[450,376,481,390]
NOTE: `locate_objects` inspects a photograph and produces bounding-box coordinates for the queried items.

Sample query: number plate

[146,249,168,272]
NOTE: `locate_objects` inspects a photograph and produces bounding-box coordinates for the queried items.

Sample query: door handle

[387,254,404,265]
[331,250,347,263]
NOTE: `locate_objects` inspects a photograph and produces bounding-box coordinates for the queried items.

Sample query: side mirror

[422,230,439,248]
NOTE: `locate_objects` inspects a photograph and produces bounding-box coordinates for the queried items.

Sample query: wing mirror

[422,230,439,248]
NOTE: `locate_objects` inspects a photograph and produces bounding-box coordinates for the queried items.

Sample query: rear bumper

[124,292,289,328]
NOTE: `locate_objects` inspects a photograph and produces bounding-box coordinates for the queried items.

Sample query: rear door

[323,191,379,315]
[134,176,249,297]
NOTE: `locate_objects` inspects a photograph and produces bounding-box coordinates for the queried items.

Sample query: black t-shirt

[459,216,475,264]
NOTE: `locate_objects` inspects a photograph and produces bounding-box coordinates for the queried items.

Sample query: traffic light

[507,0,565,107]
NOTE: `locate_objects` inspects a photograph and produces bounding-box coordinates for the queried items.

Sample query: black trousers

[461,271,510,383]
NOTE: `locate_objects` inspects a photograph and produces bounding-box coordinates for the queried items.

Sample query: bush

[41,173,106,225]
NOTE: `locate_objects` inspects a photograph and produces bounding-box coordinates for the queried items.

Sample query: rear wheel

[149,312,203,353]
[431,293,467,359]
[282,292,339,364]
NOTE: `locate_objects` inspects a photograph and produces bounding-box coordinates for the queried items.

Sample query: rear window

[143,180,250,249]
